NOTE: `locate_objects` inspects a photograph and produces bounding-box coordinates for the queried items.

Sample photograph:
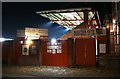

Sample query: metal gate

[75,38,96,66]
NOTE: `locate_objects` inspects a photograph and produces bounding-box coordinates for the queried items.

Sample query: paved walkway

[2,55,120,78]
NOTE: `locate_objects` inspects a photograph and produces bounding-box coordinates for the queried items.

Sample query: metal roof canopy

[36,8,101,30]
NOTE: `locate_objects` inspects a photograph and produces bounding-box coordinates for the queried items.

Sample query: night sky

[2,2,112,39]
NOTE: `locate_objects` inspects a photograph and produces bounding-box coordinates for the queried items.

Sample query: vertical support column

[0,2,2,77]
[106,28,110,54]
[96,36,99,66]
[67,38,74,67]
[118,2,120,56]
[84,10,88,28]
[39,39,42,66]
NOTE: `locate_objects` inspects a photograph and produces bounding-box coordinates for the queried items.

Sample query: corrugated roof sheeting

[37,8,100,30]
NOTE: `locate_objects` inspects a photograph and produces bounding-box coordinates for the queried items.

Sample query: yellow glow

[26,39,32,45]
[20,41,23,44]
[113,19,116,24]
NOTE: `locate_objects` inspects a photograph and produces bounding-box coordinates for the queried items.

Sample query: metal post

[95,35,99,67]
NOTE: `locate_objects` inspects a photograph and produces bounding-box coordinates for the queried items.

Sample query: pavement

[2,55,120,79]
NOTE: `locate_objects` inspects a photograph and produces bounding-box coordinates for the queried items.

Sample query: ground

[2,55,120,79]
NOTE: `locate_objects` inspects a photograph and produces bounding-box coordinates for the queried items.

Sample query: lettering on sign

[25,27,48,39]
[47,42,62,54]
[17,30,25,37]
[72,28,106,37]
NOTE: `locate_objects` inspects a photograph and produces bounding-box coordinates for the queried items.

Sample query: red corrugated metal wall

[2,41,13,64]
[75,38,96,66]
[13,40,41,65]
[12,40,20,64]
[41,40,68,67]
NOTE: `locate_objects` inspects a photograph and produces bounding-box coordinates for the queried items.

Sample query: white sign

[72,28,106,37]
[17,30,25,37]
[47,42,62,54]
[22,45,29,55]
[25,27,48,39]
[99,44,106,53]
[25,35,40,40]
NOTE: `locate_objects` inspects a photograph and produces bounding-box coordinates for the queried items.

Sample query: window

[31,45,37,54]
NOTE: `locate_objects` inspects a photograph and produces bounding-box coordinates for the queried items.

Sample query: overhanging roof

[36,8,100,30]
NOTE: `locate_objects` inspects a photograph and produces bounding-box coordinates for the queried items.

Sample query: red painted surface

[2,41,11,63]
[85,38,96,65]
[13,39,41,65]
[41,40,68,67]
[12,40,21,64]
[75,38,85,65]
[75,38,96,66]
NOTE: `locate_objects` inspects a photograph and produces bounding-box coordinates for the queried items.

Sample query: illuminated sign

[72,28,106,37]
[25,35,40,40]
[25,27,48,40]
[17,30,25,37]
[47,42,62,54]
[17,27,48,40]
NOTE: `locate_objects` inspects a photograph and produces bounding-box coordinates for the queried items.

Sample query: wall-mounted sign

[25,35,40,40]
[72,28,106,37]
[22,45,29,55]
[47,42,62,54]
[25,27,48,40]
[99,44,106,53]
[17,30,25,37]
[17,27,48,40]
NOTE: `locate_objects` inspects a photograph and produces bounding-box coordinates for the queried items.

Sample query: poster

[99,44,106,53]
[22,45,29,55]
[47,42,62,54]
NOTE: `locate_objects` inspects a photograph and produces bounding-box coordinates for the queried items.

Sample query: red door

[75,38,96,66]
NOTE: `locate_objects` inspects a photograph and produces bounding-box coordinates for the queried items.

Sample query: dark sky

[2,2,112,39]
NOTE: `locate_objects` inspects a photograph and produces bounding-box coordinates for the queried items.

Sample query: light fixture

[51,38,57,45]
[20,41,23,44]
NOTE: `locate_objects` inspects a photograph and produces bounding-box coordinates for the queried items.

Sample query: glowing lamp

[51,38,57,45]
[113,19,116,24]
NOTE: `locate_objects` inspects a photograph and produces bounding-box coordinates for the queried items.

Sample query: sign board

[25,27,48,40]
[72,28,106,37]
[17,30,25,37]
[17,27,48,40]
[47,42,62,54]
[99,44,106,53]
